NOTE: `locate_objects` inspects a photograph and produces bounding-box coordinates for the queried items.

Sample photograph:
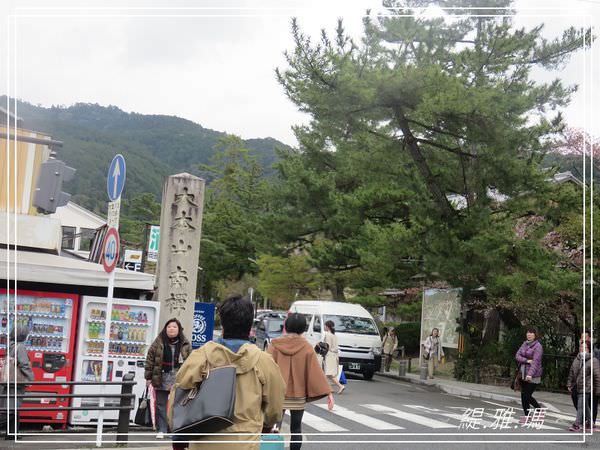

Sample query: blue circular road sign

[107,154,126,201]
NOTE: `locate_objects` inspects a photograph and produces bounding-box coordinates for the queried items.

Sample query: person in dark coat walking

[515,327,543,417]
[577,331,600,427]
[567,340,600,431]
[144,318,191,447]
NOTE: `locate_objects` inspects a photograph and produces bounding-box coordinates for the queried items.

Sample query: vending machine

[0,289,79,428]
[70,295,160,425]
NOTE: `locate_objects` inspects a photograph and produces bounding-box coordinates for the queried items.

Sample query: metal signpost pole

[96,154,125,447]
[96,269,115,447]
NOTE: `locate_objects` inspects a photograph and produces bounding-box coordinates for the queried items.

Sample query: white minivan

[288,300,383,380]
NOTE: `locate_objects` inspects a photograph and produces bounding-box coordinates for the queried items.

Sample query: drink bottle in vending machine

[71,296,159,424]
[0,289,79,428]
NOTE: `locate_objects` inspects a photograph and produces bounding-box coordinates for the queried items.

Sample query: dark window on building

[79,228,95,252]
[62,226,76,250]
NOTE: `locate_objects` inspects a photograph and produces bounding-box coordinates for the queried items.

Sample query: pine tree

[274,0,591,315]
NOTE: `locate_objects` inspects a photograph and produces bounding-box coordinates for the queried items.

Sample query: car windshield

[266,319,284,333]
[323,315,379,335]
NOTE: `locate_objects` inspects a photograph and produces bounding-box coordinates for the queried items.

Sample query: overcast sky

[1,0,599,146]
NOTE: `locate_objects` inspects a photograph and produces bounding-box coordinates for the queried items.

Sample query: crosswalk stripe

[403,404,495,428]
[544,411,577,422]
[441,412,496,428]
[363,404,455,429]
[481,400,576,422]
[314,404,404,430]
[285,410,347,432]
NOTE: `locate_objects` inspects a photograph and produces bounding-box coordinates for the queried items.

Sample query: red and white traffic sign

[102,227,120,273]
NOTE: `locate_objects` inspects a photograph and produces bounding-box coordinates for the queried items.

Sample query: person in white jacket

[322,321,345,394]
[423,328,445,379]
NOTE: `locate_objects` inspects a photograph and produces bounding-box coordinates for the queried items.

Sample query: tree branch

[406,118,466,140]
[368,128,475,158]
[415,138,476,158]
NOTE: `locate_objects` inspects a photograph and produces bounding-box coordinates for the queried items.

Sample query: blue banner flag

[191,302,215,349]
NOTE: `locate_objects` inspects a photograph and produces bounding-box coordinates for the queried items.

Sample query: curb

[375,372,557,409]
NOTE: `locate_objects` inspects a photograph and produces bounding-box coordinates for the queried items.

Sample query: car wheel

[264,342,269,351]
[363,370,374,381]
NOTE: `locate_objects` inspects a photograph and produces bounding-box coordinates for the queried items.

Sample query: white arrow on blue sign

[107,154,126,201]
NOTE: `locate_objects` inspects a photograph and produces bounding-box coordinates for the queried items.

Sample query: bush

[453,324,570,392]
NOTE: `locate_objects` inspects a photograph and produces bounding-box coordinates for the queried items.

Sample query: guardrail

[6,373,136,443]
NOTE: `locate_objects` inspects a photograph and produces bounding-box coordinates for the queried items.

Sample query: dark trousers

[384,354,393,371]
[171,431,189,450]
[155,389,170,433]
[282,409,304,450]
[520,381,540,415]
[571,388,599,425]
[576,393,592,426]
[1,413,19,438]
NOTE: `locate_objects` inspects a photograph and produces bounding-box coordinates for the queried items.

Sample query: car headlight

[372,347,382,356]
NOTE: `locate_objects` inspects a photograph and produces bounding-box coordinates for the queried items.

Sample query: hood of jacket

[267,334,331,402]
[270,334,307,356]
[578,352,591,360]
[201,341,262,374]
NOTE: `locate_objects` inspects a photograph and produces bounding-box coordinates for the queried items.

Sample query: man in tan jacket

[169,295,286,450]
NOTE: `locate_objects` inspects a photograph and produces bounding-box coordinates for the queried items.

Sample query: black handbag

[170,364,237,435]
[314,342,329,357]
[134,387,153,427]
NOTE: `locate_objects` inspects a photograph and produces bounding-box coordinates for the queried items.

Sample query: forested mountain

[4,97,287,214]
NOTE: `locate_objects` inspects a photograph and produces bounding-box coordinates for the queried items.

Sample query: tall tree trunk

[330,279,346,301]
[394,107,456,221]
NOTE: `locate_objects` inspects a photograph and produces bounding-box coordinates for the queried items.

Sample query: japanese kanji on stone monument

[155,173,205,334]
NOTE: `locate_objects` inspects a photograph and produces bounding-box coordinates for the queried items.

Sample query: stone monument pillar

[155,173,205,335]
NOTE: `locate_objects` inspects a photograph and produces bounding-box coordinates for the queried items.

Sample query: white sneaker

[156,432,165,439]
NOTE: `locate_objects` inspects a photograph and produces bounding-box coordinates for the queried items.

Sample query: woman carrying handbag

[515,327,543,420]
[145,318,191,449]
[322,321,345,394]
[423,328,445,379]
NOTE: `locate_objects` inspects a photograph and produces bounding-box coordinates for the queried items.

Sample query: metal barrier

[9,373,136,443]
[539,353,572,393]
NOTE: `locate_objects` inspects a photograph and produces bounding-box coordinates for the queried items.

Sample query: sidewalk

[376,370,574,412]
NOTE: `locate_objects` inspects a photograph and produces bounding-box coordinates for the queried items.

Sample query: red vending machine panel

[0,289,79,428]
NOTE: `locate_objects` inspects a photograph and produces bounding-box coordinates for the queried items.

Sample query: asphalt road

[1,375,598,449]
[292,374,600,450]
